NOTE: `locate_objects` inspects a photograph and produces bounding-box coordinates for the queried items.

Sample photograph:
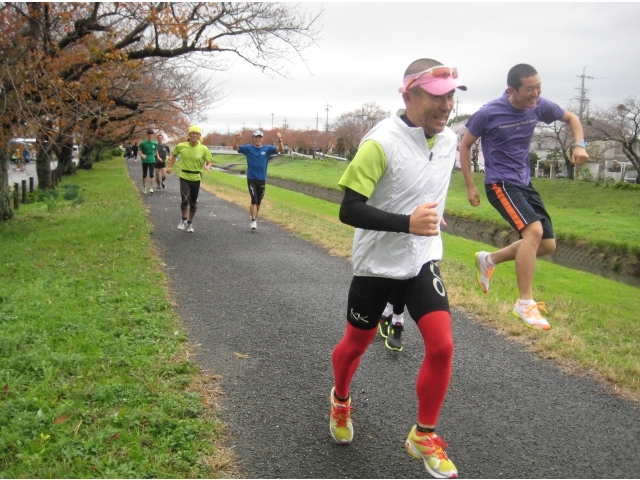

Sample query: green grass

[201,168,640,400]
[212,152,350,190]
[2,156,639,477]
[212,154,640,255]
[0,159,232,478]
[446,171,640,255]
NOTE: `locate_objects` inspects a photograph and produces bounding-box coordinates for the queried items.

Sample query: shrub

[62,184,80,200]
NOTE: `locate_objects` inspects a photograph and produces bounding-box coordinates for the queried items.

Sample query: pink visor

[399,66,467,96]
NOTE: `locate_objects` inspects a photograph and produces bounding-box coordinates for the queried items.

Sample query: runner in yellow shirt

[166,126,212,233]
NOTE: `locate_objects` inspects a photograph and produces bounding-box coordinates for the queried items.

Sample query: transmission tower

[325,102,332,132]
[574,67,594,122]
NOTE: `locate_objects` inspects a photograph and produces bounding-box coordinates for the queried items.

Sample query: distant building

[449,121,484,172]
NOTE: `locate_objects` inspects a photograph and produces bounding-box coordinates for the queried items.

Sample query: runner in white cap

[231,130,284,230]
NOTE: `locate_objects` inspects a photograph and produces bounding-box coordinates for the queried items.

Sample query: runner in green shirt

[166,125,212,233]
[138,129,159,194]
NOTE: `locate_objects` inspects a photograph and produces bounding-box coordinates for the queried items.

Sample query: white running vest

[351,111,457,279]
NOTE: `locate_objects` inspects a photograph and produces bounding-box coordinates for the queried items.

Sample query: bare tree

[532,106,580,179]
[332,102,390,159]
[587,97,640,183]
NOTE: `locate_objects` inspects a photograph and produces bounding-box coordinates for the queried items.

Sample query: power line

[574,67,594,122]
[325,102,331,132]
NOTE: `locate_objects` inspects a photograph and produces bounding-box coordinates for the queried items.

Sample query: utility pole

[271,113,274,131]
[325,102,331,132]
[283,117,288,129]
[574,67,594,122]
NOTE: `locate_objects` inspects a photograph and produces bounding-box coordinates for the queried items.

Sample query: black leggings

[142,163,155,178]
[179,178,201,212]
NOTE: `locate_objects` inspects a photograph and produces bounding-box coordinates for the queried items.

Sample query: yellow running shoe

[405,425,458,479]
[329,387,353,444]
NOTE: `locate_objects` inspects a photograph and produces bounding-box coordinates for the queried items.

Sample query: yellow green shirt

[173,142,213,181]
[339,136,436,197]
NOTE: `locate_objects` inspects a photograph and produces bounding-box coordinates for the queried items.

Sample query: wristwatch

[572,140,586,148]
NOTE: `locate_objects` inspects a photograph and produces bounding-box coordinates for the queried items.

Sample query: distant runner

[459,64,589,330]
[155,133,170,191]
[138,129,158,194]
[231,130,284,231]
[166,125,212,233]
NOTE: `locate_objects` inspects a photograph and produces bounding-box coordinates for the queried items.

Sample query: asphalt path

[127,160,640,479]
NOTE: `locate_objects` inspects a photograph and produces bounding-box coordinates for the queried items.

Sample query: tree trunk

[0,147,14,221]
[79,144,97,170]
[36,143,54,190]
[57,139,75,175]
[561,148,575,179]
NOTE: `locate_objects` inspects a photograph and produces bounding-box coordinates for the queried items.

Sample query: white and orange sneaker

[512,300,551,330]
[329,387,353,445]
[474,251,495,293]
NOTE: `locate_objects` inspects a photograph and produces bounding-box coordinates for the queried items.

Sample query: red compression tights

[331,311,453,426]
[331,323,377,399]
[415,310,453,426]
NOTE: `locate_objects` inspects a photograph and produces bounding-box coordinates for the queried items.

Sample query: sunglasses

[400,66,458,93]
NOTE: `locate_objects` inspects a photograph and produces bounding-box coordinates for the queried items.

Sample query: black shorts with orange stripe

[485,181,554,239]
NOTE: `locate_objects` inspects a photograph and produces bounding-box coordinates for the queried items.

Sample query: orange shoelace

[330,404,353,427]
[523,302,547,320]
[415,434,451,460]
[481,262,495,280]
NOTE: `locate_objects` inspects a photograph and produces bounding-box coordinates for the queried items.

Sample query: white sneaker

[142,187,147,194]
[512,301,551,330]
[474,251,495,293]
[187,223,194,233]
[178,220,187,230]
[250,220,257,230]
[149,188,153,194]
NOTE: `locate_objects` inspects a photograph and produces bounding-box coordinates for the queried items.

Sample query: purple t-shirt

[238,144,278,180]
[465,91,565,186]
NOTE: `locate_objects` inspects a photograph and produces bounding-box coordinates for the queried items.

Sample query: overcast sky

[198,2,640,137]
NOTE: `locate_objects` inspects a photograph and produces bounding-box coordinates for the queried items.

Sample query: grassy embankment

[1,154,638,476]
[204,153,640,400]
[0,158,233,478]
[213,153,640,255]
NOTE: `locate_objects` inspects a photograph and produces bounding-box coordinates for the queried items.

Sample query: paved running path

[127,161,640,479]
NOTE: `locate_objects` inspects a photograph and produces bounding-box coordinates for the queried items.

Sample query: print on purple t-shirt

[465,91,565,186]
[237,144,278,180]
